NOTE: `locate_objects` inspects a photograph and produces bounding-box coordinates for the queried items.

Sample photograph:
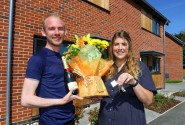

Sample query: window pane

[153,58,160,73]
[156,22,160,35]
[152,18,160,35]
[152,18,157,34]
[141,56,148,65]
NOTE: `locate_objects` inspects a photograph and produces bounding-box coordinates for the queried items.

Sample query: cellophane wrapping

[67,45,113,106]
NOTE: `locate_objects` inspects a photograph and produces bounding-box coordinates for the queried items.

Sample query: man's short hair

[42,12,65,29]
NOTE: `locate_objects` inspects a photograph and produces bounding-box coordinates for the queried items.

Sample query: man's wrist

[131,79,139,88]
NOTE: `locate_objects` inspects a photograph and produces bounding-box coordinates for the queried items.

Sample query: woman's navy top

[98,61,156,125]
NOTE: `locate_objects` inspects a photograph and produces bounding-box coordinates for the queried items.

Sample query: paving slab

[145,108,160,124]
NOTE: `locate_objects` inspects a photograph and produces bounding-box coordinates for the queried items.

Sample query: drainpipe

[6,0,14,125]
[163,20,169,89]
[182,45,184,81]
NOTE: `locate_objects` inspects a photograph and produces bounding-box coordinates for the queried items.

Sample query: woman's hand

[117,73,153,105]
[117,73,137,86]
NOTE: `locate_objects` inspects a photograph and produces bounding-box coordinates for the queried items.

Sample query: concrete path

[79,82,185,125]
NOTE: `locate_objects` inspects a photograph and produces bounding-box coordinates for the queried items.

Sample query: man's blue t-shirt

[25,48,75,125]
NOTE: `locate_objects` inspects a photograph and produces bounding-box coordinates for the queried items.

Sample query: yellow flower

[64,34,109,60]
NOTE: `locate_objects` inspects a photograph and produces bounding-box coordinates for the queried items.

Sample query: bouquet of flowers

[65,34,113,102]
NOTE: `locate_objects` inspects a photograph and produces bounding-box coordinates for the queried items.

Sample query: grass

[166,80,182,83]
[173,90,185,97]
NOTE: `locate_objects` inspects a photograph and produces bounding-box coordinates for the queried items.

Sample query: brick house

[0,0,183,124]
[165,31,184,81]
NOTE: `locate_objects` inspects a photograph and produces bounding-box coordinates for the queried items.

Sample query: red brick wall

[0,0,165,124]
[166,36,183,81]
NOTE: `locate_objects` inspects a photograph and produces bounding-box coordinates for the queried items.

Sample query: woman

[98,30,157,125]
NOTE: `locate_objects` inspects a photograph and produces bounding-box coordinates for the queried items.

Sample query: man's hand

[61,88,83,105]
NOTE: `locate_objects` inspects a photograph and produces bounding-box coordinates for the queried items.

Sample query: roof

[165,31,185,46]
[140,50,165,56]
[132,0,170,25]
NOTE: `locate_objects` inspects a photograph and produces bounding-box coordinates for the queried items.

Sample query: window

[141,9,160,35]
[33,35,46,54]
[33,35,110,58]
[141,56,161,73]
[87,0,109,10]
[33,35,72,55]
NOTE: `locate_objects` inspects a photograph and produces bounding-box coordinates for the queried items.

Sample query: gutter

[6,0,14,125]
[165,31,185,46]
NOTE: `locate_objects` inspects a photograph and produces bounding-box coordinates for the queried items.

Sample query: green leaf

[75,35,79,40]
[86,33,90,38]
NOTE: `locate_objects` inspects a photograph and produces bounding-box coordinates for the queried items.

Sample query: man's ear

[64,29,68,36]
[41,28,46,37]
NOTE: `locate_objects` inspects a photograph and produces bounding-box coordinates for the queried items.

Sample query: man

[21,12,83,125]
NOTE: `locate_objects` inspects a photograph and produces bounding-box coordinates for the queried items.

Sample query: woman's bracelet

[131,79,139,88]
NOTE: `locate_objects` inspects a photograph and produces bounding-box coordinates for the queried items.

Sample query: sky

[147,0,185,35]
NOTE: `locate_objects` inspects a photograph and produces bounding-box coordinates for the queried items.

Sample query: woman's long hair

[105,30,141,80]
